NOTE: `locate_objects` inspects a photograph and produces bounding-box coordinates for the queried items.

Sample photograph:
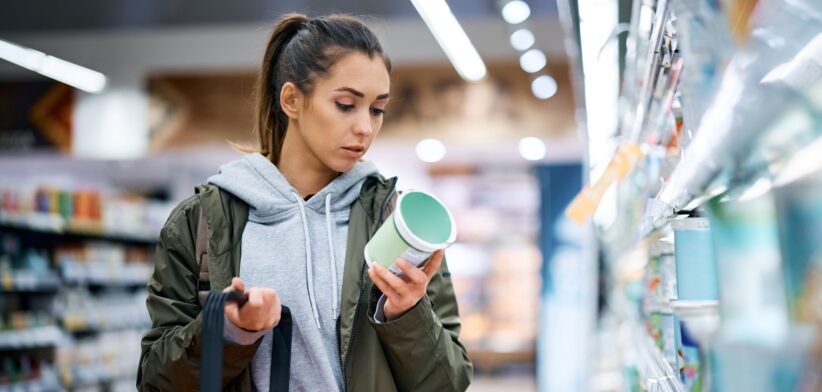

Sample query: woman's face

[288,51,390,173]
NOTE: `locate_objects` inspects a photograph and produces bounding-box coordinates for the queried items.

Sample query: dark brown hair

[245,13,392,164]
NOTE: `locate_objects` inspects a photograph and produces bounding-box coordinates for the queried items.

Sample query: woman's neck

[277,129,339,199]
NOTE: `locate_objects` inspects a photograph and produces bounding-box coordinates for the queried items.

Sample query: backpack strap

[195,202,212,307]
[196,188,294,392]
[196,205,210,283]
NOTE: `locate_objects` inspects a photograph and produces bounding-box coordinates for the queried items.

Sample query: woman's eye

[336,102,355,112]
[371,108,385,116]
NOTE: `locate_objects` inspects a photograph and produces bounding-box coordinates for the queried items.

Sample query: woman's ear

[280,82,302,120]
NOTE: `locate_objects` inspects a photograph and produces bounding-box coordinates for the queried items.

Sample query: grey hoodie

[208,152,379,392]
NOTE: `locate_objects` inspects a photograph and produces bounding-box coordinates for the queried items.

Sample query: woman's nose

[352,111,373,137]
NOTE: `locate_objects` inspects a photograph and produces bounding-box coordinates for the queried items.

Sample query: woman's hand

[367,250,444,321]
[223,277,281,332]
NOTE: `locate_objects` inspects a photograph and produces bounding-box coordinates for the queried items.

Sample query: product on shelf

[0,235,60,293]
[707,194,809,391]
[57,329,143,389]
[55,242,152,286]
[671,217,717,301]
[429,167,541,361]
[0,325,62,350]
[0,184,173,240]
[0,356,61,391]
[674,319,702,391]
[645,305,677,370]
[670,0,733,149]
[642,239,679,373]
[646,239,676,302]
[566,144,644,224]
[707,196,788,345]
[54,289,150,333]
[773,173,822,390]
[486,243,541,352]
[1,217,155,390]
[774,173,822,328]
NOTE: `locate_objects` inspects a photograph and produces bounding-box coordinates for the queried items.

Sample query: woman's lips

[341,145,365,158]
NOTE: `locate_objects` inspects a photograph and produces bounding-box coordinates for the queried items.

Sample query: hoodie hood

[208,152,379,221]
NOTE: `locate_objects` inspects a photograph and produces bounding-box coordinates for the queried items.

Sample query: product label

[389,247,433,275]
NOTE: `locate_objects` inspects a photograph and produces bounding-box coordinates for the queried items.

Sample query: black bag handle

[201,290,292,392]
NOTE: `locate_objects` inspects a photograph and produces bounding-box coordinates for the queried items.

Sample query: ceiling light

[519,137,546,161]
[0,39,107,93]
[520,49,547,73]
[532,75,558,99]
[411,0,487,81]
[510,28,536,51]
[416,139,447,163]
[501,1,531,24]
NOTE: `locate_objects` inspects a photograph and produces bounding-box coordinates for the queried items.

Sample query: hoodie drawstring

[291,192,340,330]
[325,194,339,317]
[293,192,322,330]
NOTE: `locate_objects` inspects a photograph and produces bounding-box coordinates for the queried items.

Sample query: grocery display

[429,164,542,370]
[562,0,822,390]
[0,184,165,391]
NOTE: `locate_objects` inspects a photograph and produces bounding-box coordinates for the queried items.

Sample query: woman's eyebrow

[334,87,390,100]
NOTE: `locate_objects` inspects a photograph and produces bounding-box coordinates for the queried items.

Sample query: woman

[137,12,473,392]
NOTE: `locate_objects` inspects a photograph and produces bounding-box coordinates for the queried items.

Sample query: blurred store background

[1,0,821,391]
[0,1,585,391]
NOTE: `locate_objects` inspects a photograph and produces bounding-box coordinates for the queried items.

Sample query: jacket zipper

[341,178,397,391]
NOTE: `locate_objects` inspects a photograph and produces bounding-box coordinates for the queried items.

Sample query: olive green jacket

[137,175,473,391]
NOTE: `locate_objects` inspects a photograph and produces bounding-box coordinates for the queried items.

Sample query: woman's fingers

[395,259,428,285]
[368,264,403,299]
[223,286,281,331]
[247,287,264,307]
[421,250,444,280]
[232,277,245,292]
[374,264,410,293]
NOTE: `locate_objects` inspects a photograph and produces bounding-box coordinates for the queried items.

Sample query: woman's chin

[327,159,358,174]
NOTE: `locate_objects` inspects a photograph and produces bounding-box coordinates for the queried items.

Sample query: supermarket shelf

[0,326,62,351]
[62,373,138,391]
[635,326,685,391]
[669,300,720,346]
[0,275,61,294]
[0,215,158,244]
[668,300,719,317]
[0,368,63,392]
[647,34,822,231]
[61,276,148,288]
[62,325,149,338]
[59,317,149,335]
[643,298,674,314]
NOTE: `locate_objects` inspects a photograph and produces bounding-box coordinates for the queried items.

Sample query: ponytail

[254,13,308,163]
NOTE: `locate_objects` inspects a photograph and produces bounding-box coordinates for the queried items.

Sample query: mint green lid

[399,192,453,245]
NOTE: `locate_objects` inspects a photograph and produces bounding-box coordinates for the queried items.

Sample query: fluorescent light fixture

[416,139,447,163]
[0,39,107,93]
[510,28,536,51]
[578,0,619,182]
[532,75,558,99]
[520,49,547,73]
[410,0,487,81]
[501,0,531,24]
[519,137,546,160]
